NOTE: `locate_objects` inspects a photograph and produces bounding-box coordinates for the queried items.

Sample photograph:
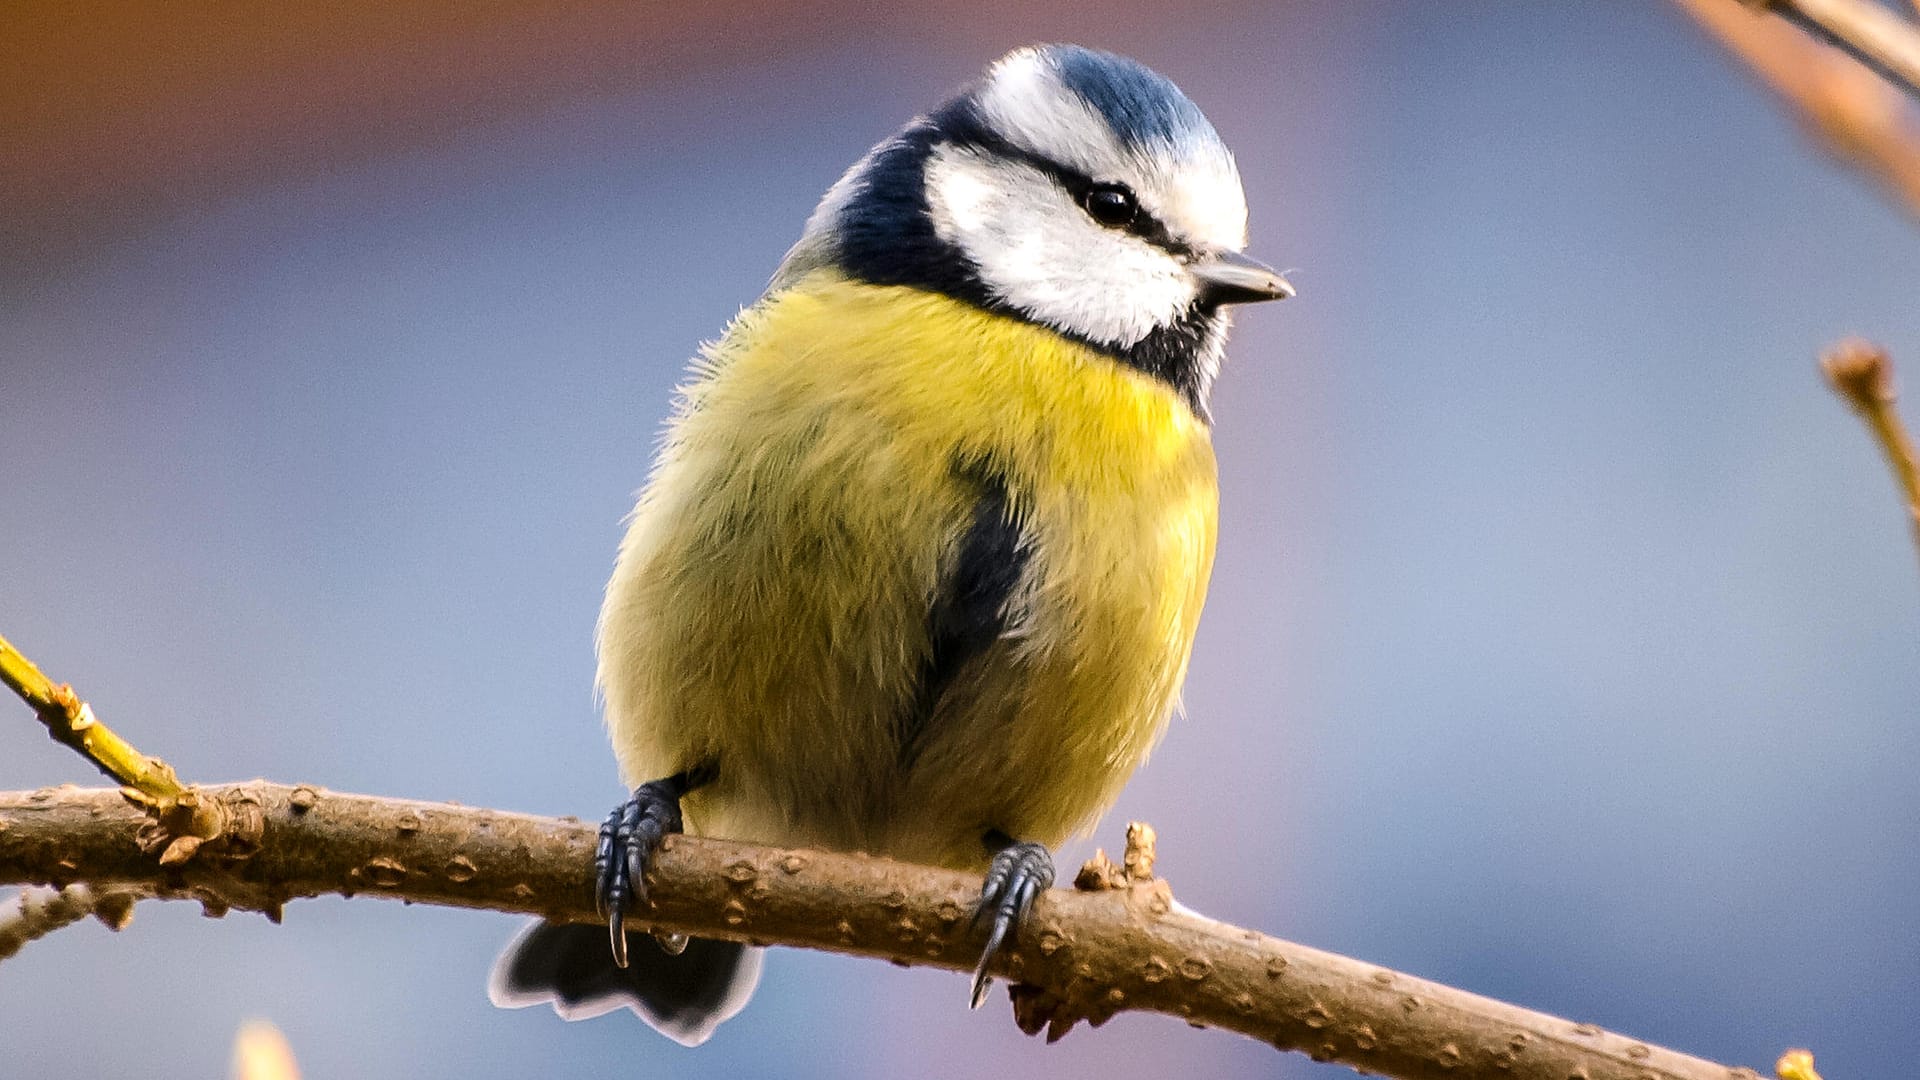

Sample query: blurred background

[4,2,1917,1077]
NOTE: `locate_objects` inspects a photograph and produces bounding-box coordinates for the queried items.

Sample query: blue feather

[1042,44,1222,155]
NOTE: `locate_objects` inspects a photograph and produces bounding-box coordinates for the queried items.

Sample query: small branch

[1746,0,1920,99]
[0,884,136,962]
[0,782,1765,1080]
[0,631,183,800]
[1821,338,1920,558]
[1677,0,1920,218]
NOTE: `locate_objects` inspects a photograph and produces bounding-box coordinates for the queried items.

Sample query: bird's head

[777,44,1292,417]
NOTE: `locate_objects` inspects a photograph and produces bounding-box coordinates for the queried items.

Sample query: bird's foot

[594,778,689,969]
[970,838,1054,1007]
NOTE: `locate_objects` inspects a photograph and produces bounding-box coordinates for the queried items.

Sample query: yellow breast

[597,271,1218,868]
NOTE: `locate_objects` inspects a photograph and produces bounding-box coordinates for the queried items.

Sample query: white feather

[977,47,1249,252]
[924,143,1196,347]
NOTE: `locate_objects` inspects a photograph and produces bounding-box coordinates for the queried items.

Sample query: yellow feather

[597,270,1218,870]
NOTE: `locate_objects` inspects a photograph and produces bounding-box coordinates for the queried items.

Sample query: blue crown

[1039,45,1223,156]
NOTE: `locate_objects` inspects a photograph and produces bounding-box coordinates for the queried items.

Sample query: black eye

[1081,182,1138,228]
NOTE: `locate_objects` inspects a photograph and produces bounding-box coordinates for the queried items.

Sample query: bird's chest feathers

[735,277,1221,607]
[629,277,1219,853]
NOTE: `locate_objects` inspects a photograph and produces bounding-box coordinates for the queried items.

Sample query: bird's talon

[592,778,691,969]
[970,839,1054,1008]
[969,956,995,1009]
[609,910,629,968]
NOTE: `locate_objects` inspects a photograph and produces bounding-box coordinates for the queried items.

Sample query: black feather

[491,922,760,1046]
[898,463,1030,763]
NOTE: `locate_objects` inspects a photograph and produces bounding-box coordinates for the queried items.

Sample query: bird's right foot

[969,833,1055,1007]
[594,767,712,968]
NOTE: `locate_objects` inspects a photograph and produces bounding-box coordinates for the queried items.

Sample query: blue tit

[490,43,1292,1046]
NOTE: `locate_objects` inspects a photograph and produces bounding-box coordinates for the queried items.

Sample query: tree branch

[0,884,135,961]
[0,780,1764,1080]
[0,631,1782,1079]
[1677,0,1920,219]
[1821,338,1920,560]
[1743,0,1920,99]
[0,630,183,800]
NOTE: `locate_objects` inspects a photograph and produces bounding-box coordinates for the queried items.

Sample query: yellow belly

[597,271,1218,869]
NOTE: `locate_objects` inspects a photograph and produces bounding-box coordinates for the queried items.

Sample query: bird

[489,42,1292,1046]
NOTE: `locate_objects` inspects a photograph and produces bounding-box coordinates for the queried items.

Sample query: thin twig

[1821,338,1920,559]
[1746,0,1920,98]
[0,884,136,962]
[0,630,183,800]
[1678,0,1920,218]
[0,782,1766,1080]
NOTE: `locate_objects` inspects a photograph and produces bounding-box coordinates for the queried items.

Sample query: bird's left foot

[595,766,715,969]
[970,834,1055,1007]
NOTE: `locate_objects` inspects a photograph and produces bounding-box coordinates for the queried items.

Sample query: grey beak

[1191,251,1295,306]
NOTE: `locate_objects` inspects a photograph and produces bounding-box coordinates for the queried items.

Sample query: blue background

[4,3,1916,1077]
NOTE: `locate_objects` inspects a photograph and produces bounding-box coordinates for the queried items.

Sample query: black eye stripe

[937,113,1196,258]
[1074,181,1187,252]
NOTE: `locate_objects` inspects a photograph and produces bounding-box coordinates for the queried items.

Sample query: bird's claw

[969,840,1054,1008]
[593,781,686,969]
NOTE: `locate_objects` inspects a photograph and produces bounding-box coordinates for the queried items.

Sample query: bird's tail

[489,920,763,1047]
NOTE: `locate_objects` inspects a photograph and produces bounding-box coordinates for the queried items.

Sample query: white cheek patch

[925,144,1197,348]
[926,148,999,233]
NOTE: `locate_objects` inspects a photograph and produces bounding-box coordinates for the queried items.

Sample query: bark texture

[0,782,1761,1080]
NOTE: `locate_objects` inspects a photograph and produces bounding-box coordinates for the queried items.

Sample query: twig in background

[1821,338,1920,559]
[0,629,232,871]
[0,884,136,963]
[0,638,152,960]
[1678,0,1920,217]
[0,630,183,800]
[1742,0,1920,98]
